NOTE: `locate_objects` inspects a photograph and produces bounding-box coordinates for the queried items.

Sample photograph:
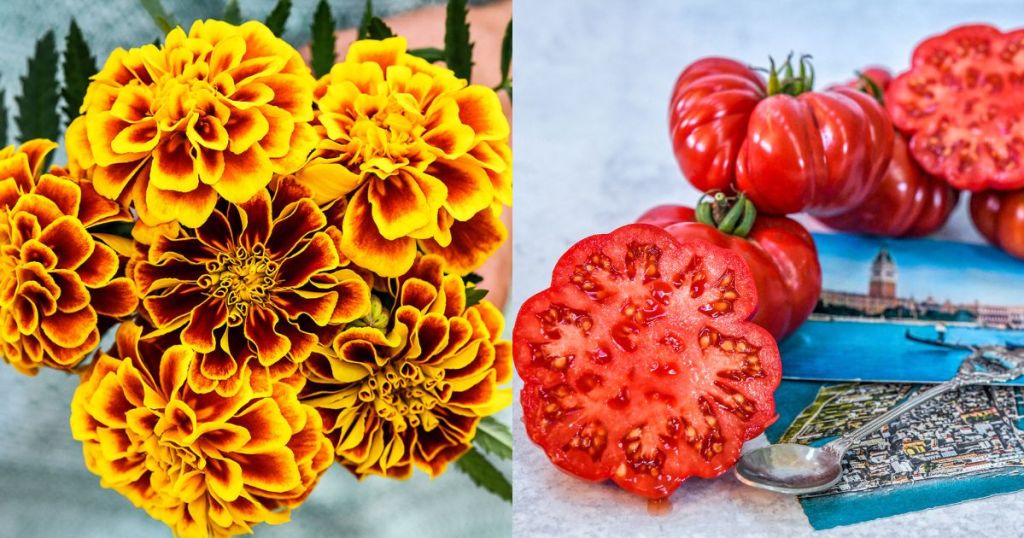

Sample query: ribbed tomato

[637,195,820,340]
[817,68,960,237]
[514,224,781,499]
[970,189,1024,258]
[888,24,1024,191]
[670,55,894,216]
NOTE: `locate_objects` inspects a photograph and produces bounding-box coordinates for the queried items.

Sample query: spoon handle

[825,378,966,454]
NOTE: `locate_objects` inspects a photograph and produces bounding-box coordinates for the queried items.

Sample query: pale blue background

[0,1,510,537]
[513,0,1024,536]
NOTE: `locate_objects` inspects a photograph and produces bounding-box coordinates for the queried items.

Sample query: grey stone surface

[512,0,1024,536]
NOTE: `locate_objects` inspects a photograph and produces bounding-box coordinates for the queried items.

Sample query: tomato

[513,223,781,499]
[970,189,1024,258]
[670,55,894,216]
[637,195,820,340]
[817,68,960,237]
[887,24,1024,192]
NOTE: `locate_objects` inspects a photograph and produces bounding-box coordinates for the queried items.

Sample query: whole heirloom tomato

[670,55,894,216]
[514,224,781,499]
[638,194,821,340]
[888,25,1024,192]
[970,189,1024,258]
[817,68,960,237]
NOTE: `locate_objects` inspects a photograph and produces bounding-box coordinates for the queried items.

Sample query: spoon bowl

[734,443,843,495]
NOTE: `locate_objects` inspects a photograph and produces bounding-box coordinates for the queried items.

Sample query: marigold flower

[65,20,318,228]
[134,178,371,396]
[298,37,511,277]
[0,139,136,375]
[70,321,334,538]
[300,255,512,478]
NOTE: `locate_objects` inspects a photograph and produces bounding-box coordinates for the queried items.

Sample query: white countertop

[511,1,1024,535]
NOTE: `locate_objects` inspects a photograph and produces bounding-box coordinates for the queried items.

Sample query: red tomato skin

[637,205,821,340]
[970,190,1024,258]
[669,58,766,194]
[817,68,959,237]
[670,58,894,216]
[818,131,960,237]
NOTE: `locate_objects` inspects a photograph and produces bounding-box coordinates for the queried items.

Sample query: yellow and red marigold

[300,255,512,479]
[0,139,136,375]
[65,20,318,228]
[298,37,511,277]
[70,321,333,538]
[134,178,371,396]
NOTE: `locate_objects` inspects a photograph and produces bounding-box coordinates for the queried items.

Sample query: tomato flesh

[888,24,1024,191]
[514,224,781,499]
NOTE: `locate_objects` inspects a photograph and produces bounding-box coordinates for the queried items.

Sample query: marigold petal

[265,198,326,256]
[230,398,292,453]
[263,74,314,121]
[233,448,301,493]
[86,372,131,428]
[215,144,271,204]
[41,306,96,348]
[367,172,434,240]
[277,232,338,288]
[429,158,493,221]
[159,345,192,393]
[341,188,416,277]
[109,84,153,122]
[206,456,245,502]
[181,298,227,353]
[86,112,143,166]
[111,118,160,154]
[295,161,362,205]
[238,188,272,248]
[245,306,290,365]
[345,36,407,69]
[150,135,199,193]
[421,208,506,275]
[52,269,90,312]
[77,242,119,286]
[454,85,510,141]
[144,285,206,328]
[259,105,295,159]
[34,175,81,217]
[92,159,145,201]
[225,107,270,154]
[144,183,218,228]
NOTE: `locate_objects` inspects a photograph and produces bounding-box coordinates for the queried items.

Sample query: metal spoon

[735,342,1024,495]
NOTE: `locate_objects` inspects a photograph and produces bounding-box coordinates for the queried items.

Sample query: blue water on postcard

[781,319,1024,385]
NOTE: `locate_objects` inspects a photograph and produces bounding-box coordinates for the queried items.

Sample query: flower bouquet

[0,0,512,535]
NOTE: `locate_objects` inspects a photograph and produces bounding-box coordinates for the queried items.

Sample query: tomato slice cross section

[888,24,1024,191]
[514,224,781,499]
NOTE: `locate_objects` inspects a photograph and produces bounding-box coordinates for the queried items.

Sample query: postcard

[780,233,1024,385]
[766,380,1024,529]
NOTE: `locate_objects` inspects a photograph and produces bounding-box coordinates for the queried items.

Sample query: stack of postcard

[771,233,1024,529]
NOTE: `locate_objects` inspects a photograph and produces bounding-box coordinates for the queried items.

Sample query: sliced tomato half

[513,224,781,499]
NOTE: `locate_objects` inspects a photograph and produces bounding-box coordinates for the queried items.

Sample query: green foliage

[62,19,98,124]
[138,0,179,34]
[497,19,512,98]
[0,85,7,147]
[474,416,512,460]
[465,286,489,308]
[223,0,242,24]
[16,30,60,143]
[454,447,511,502]
[310,0,336,78]
[357,0,374,40]
[365,17,395,40]
[445,0,474,80]
[463,272,484,285]
[264,0,292,37]
[409,47,445,63]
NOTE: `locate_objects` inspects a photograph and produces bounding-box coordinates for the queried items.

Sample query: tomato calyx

[695,192,758,238]
[852,71,886,105]
[763,53,815,96]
